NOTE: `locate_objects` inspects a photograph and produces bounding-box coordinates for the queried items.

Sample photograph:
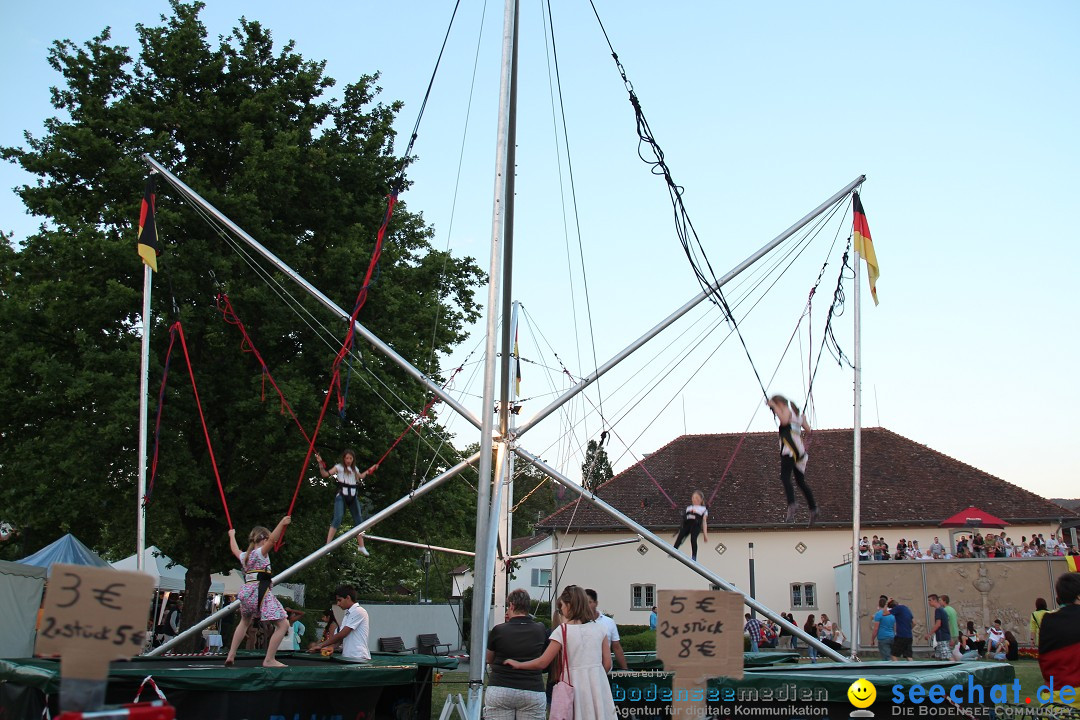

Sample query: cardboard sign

[656,590,744,719]
[36,563,154,680]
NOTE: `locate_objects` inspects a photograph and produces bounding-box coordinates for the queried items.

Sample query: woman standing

[315,448,376,554]
[804,615,818,663]
[1031,598,1048,646]
[485,588,548,720]
[506,586,616,720]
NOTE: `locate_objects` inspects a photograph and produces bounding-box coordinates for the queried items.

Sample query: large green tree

[0,1,484,642]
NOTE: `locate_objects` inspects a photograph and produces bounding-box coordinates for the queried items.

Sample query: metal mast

[466,0,519,717]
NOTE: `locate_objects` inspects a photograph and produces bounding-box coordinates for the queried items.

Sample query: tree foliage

[0,1,484,642]
[581,439,614,492]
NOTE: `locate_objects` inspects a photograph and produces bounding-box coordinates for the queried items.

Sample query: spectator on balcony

[929,537,945,559]
[971,532,986,558]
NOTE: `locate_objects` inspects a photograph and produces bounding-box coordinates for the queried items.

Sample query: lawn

[429,670,471,719]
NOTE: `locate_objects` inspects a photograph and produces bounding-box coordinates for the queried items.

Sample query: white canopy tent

[210,568,305,605]
[112,546,224,593]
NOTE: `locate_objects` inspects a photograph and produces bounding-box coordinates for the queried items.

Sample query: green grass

[429,670,470,719]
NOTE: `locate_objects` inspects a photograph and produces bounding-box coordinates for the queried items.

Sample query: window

[631,584,656,610]
[791,582,817,609]
[530,569,552,587]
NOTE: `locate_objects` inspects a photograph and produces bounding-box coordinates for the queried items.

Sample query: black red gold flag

[852,192,879,305]
[137,175,161,271]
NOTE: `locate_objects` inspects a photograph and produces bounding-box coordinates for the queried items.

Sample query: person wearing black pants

[767,395,818,526]
[672,491,708,561]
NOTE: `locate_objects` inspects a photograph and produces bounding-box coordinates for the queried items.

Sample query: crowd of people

[858,532,1078,561]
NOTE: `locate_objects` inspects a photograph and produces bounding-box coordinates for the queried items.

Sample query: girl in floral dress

[224,515,291,667]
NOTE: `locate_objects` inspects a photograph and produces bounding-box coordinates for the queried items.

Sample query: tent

[17,533,112,575]
[939,506,1008,529]
[112,546,224,593]
[0,560,46,658]
[211,568,305,605]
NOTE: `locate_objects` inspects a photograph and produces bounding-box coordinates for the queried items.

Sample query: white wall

[550,523,1058,630]
[508,536,555,606]
[364,603,464,653]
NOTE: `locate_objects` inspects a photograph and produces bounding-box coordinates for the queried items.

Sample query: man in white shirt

[307,585,370,660]
[585,588,627,670]
[986,619,1005,654]
[1047,534,1060,554]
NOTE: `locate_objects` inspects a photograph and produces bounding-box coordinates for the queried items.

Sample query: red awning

[939,506,1008,528]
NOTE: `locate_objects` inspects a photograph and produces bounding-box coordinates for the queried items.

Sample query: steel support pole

[140,154,482,433]
[148,452,478,656]
[364,535,476,557]
[512,446,849,662]
[509,536,641,561]
[516,175,866,438]
[136,263,152,571]
[852,222,864,657]
[467,2,518,717]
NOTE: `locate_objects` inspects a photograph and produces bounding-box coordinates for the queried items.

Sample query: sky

[2,1,1077,505]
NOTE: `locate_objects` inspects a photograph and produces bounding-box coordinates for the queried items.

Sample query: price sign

[36,564,154,680]
[656,590,743,718]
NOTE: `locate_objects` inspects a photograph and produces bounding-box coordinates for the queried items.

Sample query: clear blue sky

[2,1,1077,503]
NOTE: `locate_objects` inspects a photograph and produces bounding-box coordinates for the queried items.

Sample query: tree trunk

[178,542,214,654]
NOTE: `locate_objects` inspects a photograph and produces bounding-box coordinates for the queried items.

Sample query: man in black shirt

[485,589,549,720]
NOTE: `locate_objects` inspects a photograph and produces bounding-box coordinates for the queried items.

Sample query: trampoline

[0,651,457,720]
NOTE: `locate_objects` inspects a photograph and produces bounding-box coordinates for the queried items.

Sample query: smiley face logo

[847,678,876,708]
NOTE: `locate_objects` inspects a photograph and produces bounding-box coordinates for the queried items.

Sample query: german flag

[852,192,879,305]
[137,175,161,272]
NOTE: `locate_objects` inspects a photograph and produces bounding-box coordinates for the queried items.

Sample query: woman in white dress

[505,585,616,720]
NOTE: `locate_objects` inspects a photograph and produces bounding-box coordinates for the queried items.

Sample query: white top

[595,612,620,643]
[684,504,708,519]
[341,604,371,660]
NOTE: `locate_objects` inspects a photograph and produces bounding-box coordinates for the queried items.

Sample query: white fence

[364,603,463,653]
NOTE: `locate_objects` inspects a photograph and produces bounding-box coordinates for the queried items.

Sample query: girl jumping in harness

[315,448,377,555]
[766,395,819,526]
[225,516,291,667]
[672,490,709,561]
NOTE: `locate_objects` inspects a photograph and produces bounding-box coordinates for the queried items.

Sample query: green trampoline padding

[0,651,458,695]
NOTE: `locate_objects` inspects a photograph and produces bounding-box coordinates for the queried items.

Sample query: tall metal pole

[468,1,519,716]
[516,175,866,438]
[136,263,152,572]
[851,206,864,658]
[140,155,483,433]
[148,452,478,655]
[494,302,521,616]
[748,542,756,619]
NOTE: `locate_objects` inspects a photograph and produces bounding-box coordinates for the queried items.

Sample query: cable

[587,0,772,403]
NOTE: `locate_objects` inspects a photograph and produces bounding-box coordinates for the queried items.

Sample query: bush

[620,630,656,652]
[617,624,651,637]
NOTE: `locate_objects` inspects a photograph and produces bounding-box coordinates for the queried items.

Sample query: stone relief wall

[856,557,1070,650]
